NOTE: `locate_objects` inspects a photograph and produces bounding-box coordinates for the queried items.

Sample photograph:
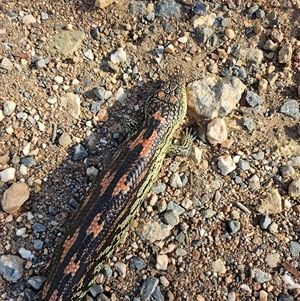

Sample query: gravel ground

[0,0,300,301]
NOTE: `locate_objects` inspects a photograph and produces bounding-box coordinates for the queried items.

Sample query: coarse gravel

[1,1,300,301]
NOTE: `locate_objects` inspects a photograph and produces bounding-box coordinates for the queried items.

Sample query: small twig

[282,261,300,279]
[235,201,251,214]
[51,123,57,144]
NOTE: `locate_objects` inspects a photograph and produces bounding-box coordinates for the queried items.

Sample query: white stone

[178,36,188,43]
[115,87,127,103]
[206,118,227,145]
[0,58,13,71]
[84,49,94,60]
[22,142,31,156]
[0,109,4,121]
[217,155,236,175]
[16,228,26,236]
[282,273,300,289]
[6,126,14,134]
[3,101,16,116]
[160,275,170,287]
[72,79,80,85]
[18,247,34,259]
[54,76,64,84]
[156,254,168,270]
[211,259,226,274]
[22,14,36,24]
[165,44,175,54]
[38,122,45,132]
[86,166,99,178]
[19,164,28,175]
[1,167,16,182]
[47,97,57,104]
[110,48,127,64]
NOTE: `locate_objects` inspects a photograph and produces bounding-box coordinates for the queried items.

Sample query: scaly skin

[40,77,189,301]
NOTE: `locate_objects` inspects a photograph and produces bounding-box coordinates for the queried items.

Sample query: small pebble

[228,220,240,234]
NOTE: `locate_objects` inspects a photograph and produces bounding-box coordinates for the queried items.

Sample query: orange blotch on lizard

[48,289,62,301]
[169,95,178,103]
[64,255,80,276]
[152,111,166,123]
[60,228,80,262]
[100,171,116,195]
[157,90,165,99]
[86,212,104,236]
[112,173,131,196]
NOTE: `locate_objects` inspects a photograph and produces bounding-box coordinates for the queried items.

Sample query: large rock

[1,182,30,214]
[257,188,282,215]
[47,30,85,57]
[0,255,24,282]
[187,76,246,119]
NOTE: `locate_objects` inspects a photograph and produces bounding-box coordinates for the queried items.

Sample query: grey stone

[130,257,147,270]
[192,1,208,15]
[151,183,166,194]
[20,157,36,167]
[129,1,147,15]
[73,144,88,161]
[3,100,16,116]
[33,240,43,250]
[278,294,294,301]
[238,159,251,171]
[259,216,272,230]
[47,30,85,57]
[32,222,46,232]
[152,286,164,301]
[89,284,103,297]
[167,201,185,215]
[0,255,24,282]
[242,117,254,131]
[288,155,300,166]
[41,12,49,20]
[288,178,300,197]
[278,43,293,64]
[279,99,300,119]
[169,172,187,188]
[59,132,72,148]
[245,91,263,107]
[254,269,271,283]
[195,25,214,44]
[164,209,179,226]
[201,209,216,219]
[247,4,259,14]
[0,57,13,71]
[175,248,187,256]
[90,102,101,114]
[252,151,264,160]
[94,87,112,100]
[176,232,185,243]
[102,264,113,278]
[140,276,159,301]
[35,58,46,69]
[228,220,240,234]
[280,165,295,178]
[188,76,246,119]
[289,241,300,257]
[155,0,181,18]
[28,276,47,290]
[255,9,265,19]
